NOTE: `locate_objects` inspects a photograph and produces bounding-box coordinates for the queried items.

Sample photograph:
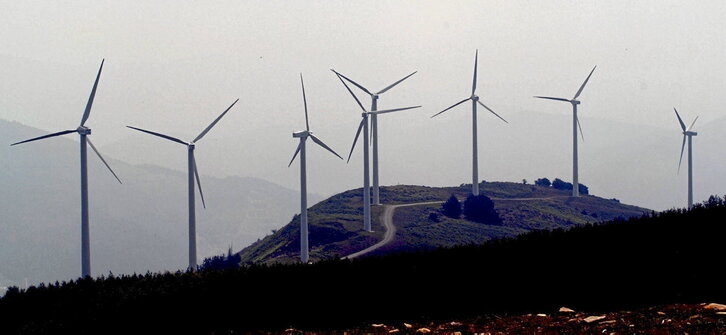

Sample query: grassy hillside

[1,197,722,334]
[239,182,647,263]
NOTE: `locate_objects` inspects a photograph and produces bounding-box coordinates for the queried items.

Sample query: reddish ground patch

[271,303,726,335]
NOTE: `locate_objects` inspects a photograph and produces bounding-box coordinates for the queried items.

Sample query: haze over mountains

[0,119,320,288]
[102,109,726,212]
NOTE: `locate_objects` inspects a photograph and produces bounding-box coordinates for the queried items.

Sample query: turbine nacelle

[293,130,311,138]
[571,100,581,105]
[471,95,479,102]
[76,126,91,135]
[684,131,697,136]
[188,143,196,149]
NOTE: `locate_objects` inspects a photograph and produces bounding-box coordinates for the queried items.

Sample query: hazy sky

[1,1,725,209]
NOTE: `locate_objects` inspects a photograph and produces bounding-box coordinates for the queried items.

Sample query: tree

[534,178,551,187]
[552,178,572,190]
[578,183,589,195]
[441,194,462,219]
[463,194,502,225]
[199,247,241,272]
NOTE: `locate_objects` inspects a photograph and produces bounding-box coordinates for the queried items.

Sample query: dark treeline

[1,196,725,334]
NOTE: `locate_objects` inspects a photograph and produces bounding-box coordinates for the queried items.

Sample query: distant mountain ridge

[238,182,648,263]
[0,119,321,287]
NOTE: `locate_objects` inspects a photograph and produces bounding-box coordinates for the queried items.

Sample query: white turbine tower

[332,70,417,205]
[431,50,508,196]
[11,59,122,278]
[288,74,343,263]
[674,108,699,209]
[534,65,596,197]
[332,69,421,232]
[127,99,238,270]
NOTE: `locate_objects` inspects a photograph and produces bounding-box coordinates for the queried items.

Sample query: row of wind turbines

[10,51,702,273]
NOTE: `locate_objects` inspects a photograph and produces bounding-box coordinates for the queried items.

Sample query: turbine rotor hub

[293,130,310,138]
[372,94,379,100]
[188,143,195,149]
[471,95,479,101]
[77,126,91,135]
[571,100,581,105]
[684,131,698,136]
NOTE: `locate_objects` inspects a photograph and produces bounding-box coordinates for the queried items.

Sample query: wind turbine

[288,74,343,263]
[534,65,596,197]
[127,99,238,270]
[11,59,122,278]
[333,70,417,205]
[332,69,421,232]
[674,108,699,209]
[431,50,508,196]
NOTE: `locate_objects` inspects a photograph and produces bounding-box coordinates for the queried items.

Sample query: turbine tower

[332,69,420,231]
[431,50,508,196]
[333,70,418,205]
[127,99,238,270]
[674,108,699,209]
[534,65,596,197]
[288,74,343,263]
[11,59,122,278]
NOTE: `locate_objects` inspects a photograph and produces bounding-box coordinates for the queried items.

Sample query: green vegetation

[1,196,723,334]
[462,194,501,224]
[441,194,462,218]
[238,188,385,264]
[240,182,647,263]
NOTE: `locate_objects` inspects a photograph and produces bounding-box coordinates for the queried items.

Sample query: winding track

[343,196,569,259]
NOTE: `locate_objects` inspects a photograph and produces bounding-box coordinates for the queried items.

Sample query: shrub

[534,178,551,187]
[552,178,571,190]
[462,194,502,225]
[441,194,462,219]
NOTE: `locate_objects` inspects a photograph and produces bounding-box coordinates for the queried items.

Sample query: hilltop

[238,181,647,263]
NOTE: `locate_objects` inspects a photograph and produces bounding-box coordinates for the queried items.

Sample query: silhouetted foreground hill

[0,197,723,334]
[239,182,647,263]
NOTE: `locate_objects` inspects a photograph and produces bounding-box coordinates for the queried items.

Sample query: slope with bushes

[1,197,723,334]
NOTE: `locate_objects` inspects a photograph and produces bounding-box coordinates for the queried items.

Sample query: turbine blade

[192,154,206,209]
[370,105,422,115]
[477,100,508,123]
[333,70,372,96]
[347,118,365,163]
[10,129,76,146]
[674,108,686,131]
[678,135,686,174]
[310,134,343,160]
[573,65,596,100]
[431,98,469,118]
[534,96,571,103]
[688,116,699,131]
[472,50,478,95]
[300,74,310,131]
[87,138,122,184]
[331,69,367,113]
[377,71,417,94]
[288,142,302,167]
[126,126,187,145]
[80,59,105,127]
[576,115,585,141]
[193,99,239,143]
